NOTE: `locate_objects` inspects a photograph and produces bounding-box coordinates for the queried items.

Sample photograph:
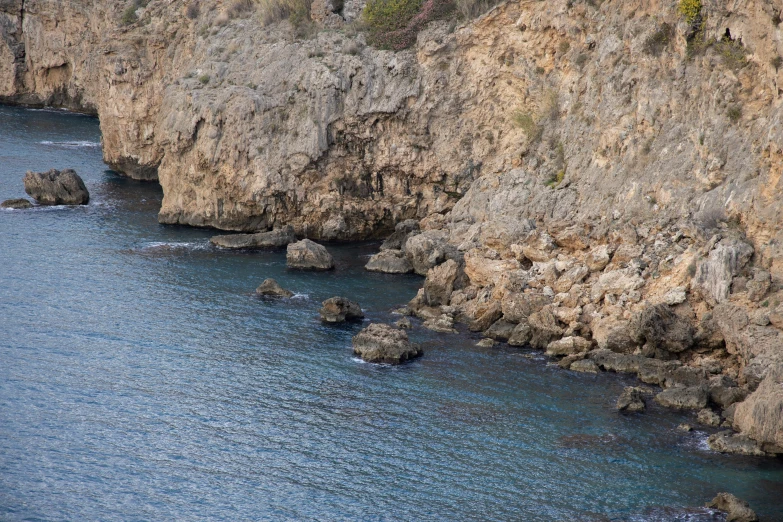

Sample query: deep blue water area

[1,106,782,521]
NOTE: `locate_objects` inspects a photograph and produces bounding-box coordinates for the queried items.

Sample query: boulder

[591,268,645,301]
[693,238,754,305]
[467,300,502,332]
[395,317,412,329]
[380,219,419,250]
[365,249,414,274]
[617,387,646,412]
[508,321,532,346]
[404,230,457,276]
[569,359,599,373]
[706,492,758,522]
[586,245,612,272]
[591,316,638,354]
[708,431,769,457]
[1,198,32,209]
[546,336,592,356]
[255,278,294,298]
[476,338,497,348]
[516,230,556,262]
[210,225,295,249]
[732,364,783,454]
[638,359,682,386]
[501,292,552,323]
[423,260,464,306]
[664,366,708,389]
[352,323,422,364]
[553,264,589,293]
[654,386,708,410]
[483,319,516,341]
[528,307,564,349]
[319,297,364,323]
[697,408,721,427]
[636,304,694,353]
[589,349,645,374]
[23,168,89,205]
[286,239,334,270]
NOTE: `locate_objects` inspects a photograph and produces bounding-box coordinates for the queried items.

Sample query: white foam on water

[139,241,211,252]
[291,293,310,299]
[40,140,101,148]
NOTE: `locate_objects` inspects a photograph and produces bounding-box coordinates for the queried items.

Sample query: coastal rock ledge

[352,323,422,364]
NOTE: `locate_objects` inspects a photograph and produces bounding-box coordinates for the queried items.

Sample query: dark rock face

[23,169,89,205]
[210,225,295,249]
[255,278,294,298]
[706,492,758,522]
[286,239,334,270]
[365,249,413,274]
[1,198,32,209]
[352,323,422,364]
[636,304,694,353]
[617,387,646,412]
[483,319,516,341]
[319,297,364,323]
[380,219,419,251]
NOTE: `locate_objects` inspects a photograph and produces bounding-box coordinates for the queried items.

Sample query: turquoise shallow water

[1,106,782,521]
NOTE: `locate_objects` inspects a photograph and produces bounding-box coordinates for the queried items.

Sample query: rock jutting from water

[319,297,364,323]
[23,169,89,205]
[706,492,758,522]
[352,323,422,364]
[286,239,335,271]
[255,278,294,298]
[1,198,32,209]
[211,225,295,249]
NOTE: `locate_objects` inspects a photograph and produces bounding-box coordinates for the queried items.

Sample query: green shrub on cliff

[363,0,452,49]
[678,0,701,24]
[259,0,310,26]
[121,5,138,25]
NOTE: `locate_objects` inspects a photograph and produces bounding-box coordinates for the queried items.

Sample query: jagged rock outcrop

[23,169,89,205]
[1,198,32,209]
[706,493,758,522]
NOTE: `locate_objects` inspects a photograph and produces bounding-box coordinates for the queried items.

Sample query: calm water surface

[1,106,782,521]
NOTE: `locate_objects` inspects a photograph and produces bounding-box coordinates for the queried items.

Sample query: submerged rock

[286,239,334,270]
[352,323,422,364]
[365,249,414,274]
[617,387,646,413]
[1,198,32,209]
[476,338,496,348]
[255,278,294,298]
[23,169,89,205]
[210,225,295,249]
[706,492,758,522]
[319,297,364,323]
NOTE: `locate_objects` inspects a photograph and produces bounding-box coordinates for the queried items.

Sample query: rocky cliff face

[2,0,782,451]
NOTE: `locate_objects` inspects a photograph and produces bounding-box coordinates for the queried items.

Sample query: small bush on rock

[259,0,311,25]
[363,0,453,50]
[678,0,701,24]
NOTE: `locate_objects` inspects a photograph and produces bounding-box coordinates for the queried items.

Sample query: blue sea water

[0,106,782,521]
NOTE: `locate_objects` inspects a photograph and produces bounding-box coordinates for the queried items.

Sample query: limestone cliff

[2,0,783,451]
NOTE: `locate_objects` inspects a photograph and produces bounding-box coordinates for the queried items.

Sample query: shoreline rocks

[319,297,364,323]
[1,198,32,209]
[255,278,294,298]
[617,387,647,413]
[211,225,295,249]
[23,169,89,205]
[286,239,334,270]
[352,323,422,364]
[365,249,414,274]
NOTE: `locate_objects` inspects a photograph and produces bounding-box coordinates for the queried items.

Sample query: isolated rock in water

[365,249,413,274]
[708,431,769,457]
[654,386,708,410]
[23,169,89,205]
[617,387,646,412]
[1,198,32,209]
[422,314,457,333]
[210,225,295,249]
[706,492,758,522]
[286,239,334,270]
[319,297,364,323]
[352,323,422,364]
[255,278,294,298]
